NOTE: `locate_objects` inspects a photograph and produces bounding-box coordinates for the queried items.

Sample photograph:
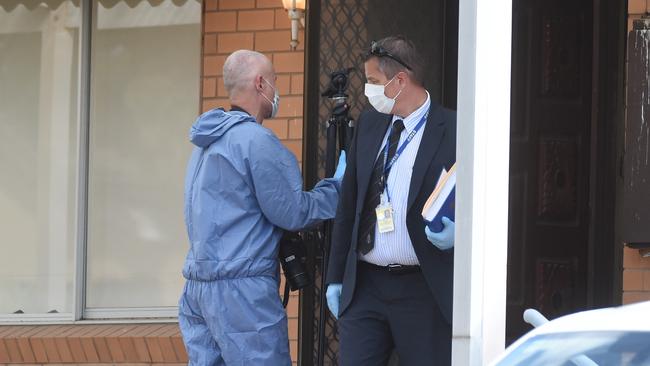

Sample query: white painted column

[452,0,512,364]
[37,2,76,313]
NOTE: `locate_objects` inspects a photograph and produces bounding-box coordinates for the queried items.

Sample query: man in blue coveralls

[179,49,346,365]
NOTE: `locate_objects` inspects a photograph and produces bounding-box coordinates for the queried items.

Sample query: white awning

[0,0,197,12]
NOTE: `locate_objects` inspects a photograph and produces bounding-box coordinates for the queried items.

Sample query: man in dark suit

[325,36,457,365]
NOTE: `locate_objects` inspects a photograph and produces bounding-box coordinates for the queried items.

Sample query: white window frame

[0,0,198,323]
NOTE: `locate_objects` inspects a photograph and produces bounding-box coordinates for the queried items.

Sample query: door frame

[588,0,626,309]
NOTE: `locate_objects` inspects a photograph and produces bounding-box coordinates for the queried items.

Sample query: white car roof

[490,301,650,365]
[531,301,650,335]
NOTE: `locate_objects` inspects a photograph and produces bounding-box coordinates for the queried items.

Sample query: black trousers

[338,262,451,366]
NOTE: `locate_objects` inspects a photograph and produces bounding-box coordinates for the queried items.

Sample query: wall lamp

[282,0,306,50]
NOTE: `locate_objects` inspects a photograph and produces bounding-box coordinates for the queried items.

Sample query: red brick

[67,336,86,362]
[203,77,217,98]
[623,247,650,269]
[283,140,303,160]
[171,335,188,362]
[288,119,302,139]
[276,74,291,95]
[218,33,254,53]
[644,271,650,291]
[202,98,230,113]
[238,10,275,31]
[290,339,298,360]
[275,8,291,29]
[0,338,9,363]
[29,337,48,363]
[624,269,644,291]
[158,336,178,362]
[628,16,640,32]
[265,119,288,139]
[80,336,100,363]
[217,77,228,97]
[104,328,127,363]
[0,326,17,338]
[288,318,298,340]
[34,326,64,363]
[132,336,151,362]
[295,30,305,50]
[203,55,226,76]
[17,337,36,363]
[629,0,646,14]
[273,52,304,73]
[286,294,299,316]
[623,291,650,304]
[257,0,281,8]
[255,30,292,52]
[145,336,164,363]
[204,11,237,33]
[92,333,112,363]
[220,0,255,9]
[54,336,74,362]
[118,336,140,362]
[5,338,22,362]
[203,34,217,54]
[291,74,303,94]
[276,95,303,118]
[205,0,218,11]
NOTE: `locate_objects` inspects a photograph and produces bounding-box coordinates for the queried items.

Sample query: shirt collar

[392,90,431,132]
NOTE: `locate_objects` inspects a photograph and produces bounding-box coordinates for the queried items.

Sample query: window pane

[0,1,79,315]
[86,0,200,309]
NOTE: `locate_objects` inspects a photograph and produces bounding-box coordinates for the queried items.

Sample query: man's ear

[255,75,264,92]
[397,71,408,86]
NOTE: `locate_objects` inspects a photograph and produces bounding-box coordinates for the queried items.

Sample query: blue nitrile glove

[425,216,455,250]
[326,284,343,319]
[333,151,347,180]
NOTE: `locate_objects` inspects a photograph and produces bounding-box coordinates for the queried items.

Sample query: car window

[495,331,650,366]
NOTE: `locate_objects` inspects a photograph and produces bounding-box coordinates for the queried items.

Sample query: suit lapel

[407,103,446,210]
[356,113,391,210]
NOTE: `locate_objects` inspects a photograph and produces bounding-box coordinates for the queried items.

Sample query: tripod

[316,69,355,366]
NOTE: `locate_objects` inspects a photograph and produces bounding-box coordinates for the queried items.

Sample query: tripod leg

[317,118,339,366]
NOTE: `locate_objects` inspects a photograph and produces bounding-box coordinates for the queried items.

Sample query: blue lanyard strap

[381,113,428,202]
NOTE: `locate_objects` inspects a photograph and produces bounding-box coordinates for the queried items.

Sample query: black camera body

[321,68,353,100]
[279,231,311,291]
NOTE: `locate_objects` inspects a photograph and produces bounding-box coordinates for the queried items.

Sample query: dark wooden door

[507,0,594,340]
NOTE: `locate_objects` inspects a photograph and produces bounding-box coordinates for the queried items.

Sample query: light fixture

[282,0,306,50]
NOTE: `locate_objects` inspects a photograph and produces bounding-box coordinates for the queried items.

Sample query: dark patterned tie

[358,119,405,255]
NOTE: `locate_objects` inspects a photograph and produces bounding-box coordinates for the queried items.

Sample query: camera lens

[279,232,312,291]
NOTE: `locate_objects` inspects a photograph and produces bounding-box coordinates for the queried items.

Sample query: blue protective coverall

[179,108,340,365]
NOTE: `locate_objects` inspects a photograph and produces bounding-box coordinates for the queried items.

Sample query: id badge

[375,193,395,234]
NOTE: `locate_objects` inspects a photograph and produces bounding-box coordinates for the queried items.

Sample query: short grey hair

[222,50,270,95]
[363,36,426,86]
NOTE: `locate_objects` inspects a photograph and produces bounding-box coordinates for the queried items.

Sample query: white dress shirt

[360,91,431,266]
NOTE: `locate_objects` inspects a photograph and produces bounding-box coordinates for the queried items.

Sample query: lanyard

[381,112,428,202]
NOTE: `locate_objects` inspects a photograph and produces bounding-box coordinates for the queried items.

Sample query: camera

[279,231,311,291]
[321,68,354,100]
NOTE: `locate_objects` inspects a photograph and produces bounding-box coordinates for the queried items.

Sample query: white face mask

[364,76,403,114]
[260,77,280,119]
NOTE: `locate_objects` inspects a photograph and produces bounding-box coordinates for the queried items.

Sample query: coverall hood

[189,108,256,148]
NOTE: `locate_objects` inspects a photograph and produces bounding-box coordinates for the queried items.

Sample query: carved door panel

[507,0,593,341]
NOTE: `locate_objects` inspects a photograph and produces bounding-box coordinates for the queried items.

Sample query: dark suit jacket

[326,101,457,324]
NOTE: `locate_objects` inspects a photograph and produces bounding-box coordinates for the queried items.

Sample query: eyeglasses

[368,40,412,71]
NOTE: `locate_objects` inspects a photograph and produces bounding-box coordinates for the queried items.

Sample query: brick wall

[0,324,186,365]
[622,0,650,305]
[201,0,305,164]
[201,0,306,362]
